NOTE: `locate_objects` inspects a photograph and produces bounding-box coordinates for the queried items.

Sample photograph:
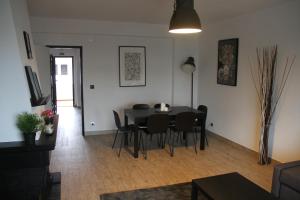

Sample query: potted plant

[16,112,42,145]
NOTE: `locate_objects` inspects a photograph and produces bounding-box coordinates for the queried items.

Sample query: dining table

[124,106,206,158]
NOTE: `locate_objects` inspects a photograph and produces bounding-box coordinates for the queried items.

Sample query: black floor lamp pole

[191,72,193,108]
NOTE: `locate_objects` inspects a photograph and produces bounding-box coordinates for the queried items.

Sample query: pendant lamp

[169,0,202,34]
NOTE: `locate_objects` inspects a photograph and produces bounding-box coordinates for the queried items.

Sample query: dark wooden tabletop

[0,115,59,153]
[124,106,204,121]
[192,172,278,200]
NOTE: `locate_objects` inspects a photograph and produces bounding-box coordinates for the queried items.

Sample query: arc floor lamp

[181,57,196,108]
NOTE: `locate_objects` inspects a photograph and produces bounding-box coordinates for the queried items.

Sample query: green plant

[16,112,42,134]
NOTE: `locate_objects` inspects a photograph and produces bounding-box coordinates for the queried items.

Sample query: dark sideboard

[0,115,60,200]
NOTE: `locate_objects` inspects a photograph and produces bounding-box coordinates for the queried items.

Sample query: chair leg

[144,134,148,159]
[184,132,188,148]
[162,132,167,148]
[205,135,209,146]
[129,131,133,143]
[171,132,176,157]
[138,130,143,150]
[192,132,198,154]
[118,134,124,157]
[139,132,145,154]
[112,130,119,149]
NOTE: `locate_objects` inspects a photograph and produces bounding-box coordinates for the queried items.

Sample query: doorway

[49,46,85,136]
[54,56,74,107]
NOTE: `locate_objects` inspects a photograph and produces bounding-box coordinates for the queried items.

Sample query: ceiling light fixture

[169,0,202,34]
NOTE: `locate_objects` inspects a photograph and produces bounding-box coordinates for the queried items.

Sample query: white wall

[10,0,45,115]
[31,18,199,133]
[0,0,32,142]
[198,0,300,162]
[35,45,51,99]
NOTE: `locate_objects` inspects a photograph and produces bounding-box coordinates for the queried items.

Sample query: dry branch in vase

[250,45,295,165]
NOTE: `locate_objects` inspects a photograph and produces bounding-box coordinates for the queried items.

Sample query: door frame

[47,45,85,136]
[53,56,75,106]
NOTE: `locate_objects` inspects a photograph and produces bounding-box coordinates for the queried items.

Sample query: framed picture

[23,31,33,59]
[119,46,146,87]
[217,38,239,86]
[24,66,39,103]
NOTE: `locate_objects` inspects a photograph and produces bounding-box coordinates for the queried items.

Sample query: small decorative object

[44,124,54,135]
[217,38,239,86]
[160,103,167,111]
[119,46,146,87]
[23,31,33,59]
[250,45,295,165]
[41,109,54,125]
[16,112,42,145]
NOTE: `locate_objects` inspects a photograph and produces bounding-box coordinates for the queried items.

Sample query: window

[61,64,68,75]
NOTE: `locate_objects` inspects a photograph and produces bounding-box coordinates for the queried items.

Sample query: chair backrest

[197,105,207,117]
[132,104,150,110]
[154,103,170,109]
[113,110,121,129]
[197,105,208,125]
[147,114,169,134]
[175,112,196,132]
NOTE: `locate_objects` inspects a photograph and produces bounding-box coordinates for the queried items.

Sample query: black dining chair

[195,105,208,147]
[170,112,197,156]
[112,110,133,157]
[132,104,150,129]
[153,103,170,109]
[139,114,169,159]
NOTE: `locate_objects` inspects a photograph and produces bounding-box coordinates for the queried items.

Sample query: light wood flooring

[52,107,278,200]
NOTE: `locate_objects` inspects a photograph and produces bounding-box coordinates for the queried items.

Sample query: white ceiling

[27,0,290,25]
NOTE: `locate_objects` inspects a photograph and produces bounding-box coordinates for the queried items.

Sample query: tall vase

[258,124,270,165]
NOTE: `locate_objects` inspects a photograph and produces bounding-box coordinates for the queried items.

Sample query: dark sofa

[272,160,300,200]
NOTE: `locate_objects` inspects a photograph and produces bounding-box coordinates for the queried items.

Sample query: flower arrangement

[41,109,54,125]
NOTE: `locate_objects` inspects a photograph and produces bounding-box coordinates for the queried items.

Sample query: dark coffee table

[191,172,278,200]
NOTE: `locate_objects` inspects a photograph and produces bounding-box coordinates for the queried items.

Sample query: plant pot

[44,117,53,125]
[23,132,36,145]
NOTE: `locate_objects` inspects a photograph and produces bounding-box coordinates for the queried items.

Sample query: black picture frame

[32,72,43,99]
[119,46,146,87]
[217,38,239,86]
[25,66,39,103]
[23,31,33,59]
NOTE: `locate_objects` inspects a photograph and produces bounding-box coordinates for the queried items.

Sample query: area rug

[100,182,206,200]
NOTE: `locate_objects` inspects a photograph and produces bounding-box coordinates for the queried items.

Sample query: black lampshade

[181,57,196,73]
[169,0,202,34]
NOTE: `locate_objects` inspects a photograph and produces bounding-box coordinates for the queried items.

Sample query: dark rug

[100,182,207,200]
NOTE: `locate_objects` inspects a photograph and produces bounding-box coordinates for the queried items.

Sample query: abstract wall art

[119,46,146,87]
[217,38,239,86]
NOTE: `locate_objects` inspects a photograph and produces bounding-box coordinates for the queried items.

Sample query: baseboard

[206,130,281,164]
[85,130,115,136]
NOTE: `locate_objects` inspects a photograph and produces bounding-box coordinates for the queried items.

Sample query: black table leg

[184,132,188,147]
[200,119,206,150]
[124,115,129,146]
[191,181,198,200]
[133,126,139,158]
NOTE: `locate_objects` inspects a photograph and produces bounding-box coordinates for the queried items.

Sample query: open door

[50,55,57,113]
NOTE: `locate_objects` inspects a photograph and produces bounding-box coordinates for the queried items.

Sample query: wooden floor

[52,107,278,200]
